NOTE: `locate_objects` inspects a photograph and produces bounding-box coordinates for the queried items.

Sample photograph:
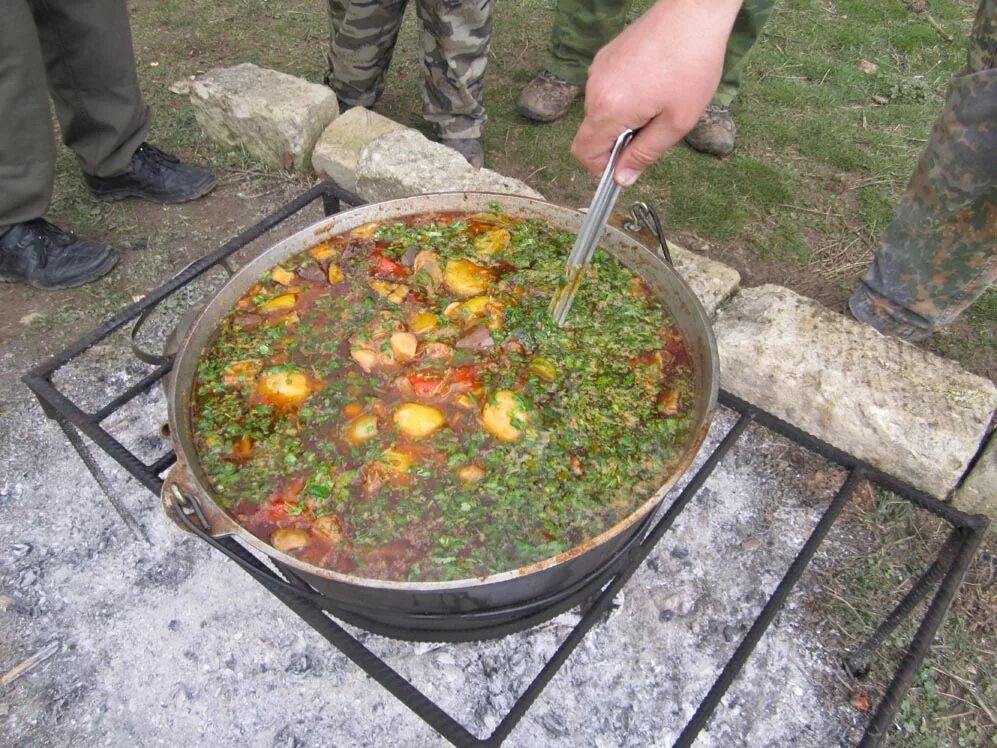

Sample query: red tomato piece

[452,365,480,387]
[408,371,445,397]
[370,251,409,279]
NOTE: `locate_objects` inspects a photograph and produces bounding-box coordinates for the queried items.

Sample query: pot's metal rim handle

[164,484,337,608]
[130,258,238,366]
[625,202,673,267]
[161,458,240,539]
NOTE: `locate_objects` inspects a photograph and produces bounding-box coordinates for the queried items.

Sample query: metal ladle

[549,129,636,327]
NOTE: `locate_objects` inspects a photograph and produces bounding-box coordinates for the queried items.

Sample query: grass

[37,0,995,742]
[810,490,996,747]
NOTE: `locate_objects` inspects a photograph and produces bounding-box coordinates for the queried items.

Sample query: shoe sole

[515,103,566,123]
[0,251,119,290]
[90,175,218,205]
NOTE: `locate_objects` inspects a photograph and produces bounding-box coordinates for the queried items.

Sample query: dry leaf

[168,80,192,96]
[851,480,876,513]
[804,468,846,499]
[851,690,871,712]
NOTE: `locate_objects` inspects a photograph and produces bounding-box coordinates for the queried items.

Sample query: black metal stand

[22,181,990,748]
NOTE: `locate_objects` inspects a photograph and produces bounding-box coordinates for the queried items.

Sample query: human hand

[571,0,741,186]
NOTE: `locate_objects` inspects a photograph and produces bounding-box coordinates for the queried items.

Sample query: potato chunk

[271,527,310,553]
[222,360,261,387]
[445,294,504,330]
[393,403,446,439]
[380,447,414,475]
[482,390,530,443]
[327,264,345,284]
[256,367,315,408]
[410,312,439,335]
[309,242,337,261]
[457,464,486,483]
[528,356,558,381]
[473,228,511,256]
[350,222,379,239]
[271,266,296,286]
[259,293,297,313]
[390,332,418,361]
[370,280,409,304]
[345,414,379,445]
[444,258,493,297]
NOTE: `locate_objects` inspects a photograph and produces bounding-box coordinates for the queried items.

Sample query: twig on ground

[516,40,531,64]
[925,14,954,41]
[938,691,995,726]
[778,204,844,217]
[1,641,60,688]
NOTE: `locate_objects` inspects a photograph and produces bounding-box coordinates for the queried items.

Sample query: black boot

[85,143,216,204]
[0,220,118,289]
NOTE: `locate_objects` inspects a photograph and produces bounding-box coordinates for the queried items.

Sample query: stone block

[312,108,407,192]
[669,244,741,317]
[952,435,996,526]
[190,63,339,173]
[355,129,544,200]
[713,285,997,499]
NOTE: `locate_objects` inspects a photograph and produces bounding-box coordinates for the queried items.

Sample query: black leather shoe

[0,219,118,289]
[85,143,216,204]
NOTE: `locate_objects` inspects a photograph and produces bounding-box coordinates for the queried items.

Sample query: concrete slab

[190,64,339,173]
[713,284,997,500]
[669,243,741,317]
[356,130,545,200]
[312,108,408,193]
[953,434,996,524]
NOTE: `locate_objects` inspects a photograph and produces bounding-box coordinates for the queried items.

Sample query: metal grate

[22,180,989,747]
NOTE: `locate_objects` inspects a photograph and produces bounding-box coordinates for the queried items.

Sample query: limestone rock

[952,436,996,525]
[355,129,544,200]
[190,63,339,173]
[669,244,740,317]
[713,285,997,499]
[312,108,407,192]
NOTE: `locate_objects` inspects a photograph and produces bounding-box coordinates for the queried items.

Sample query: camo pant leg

[545,0,632,86]
[712,0,777,107]
[325,0,408,108]
[414,0,492,139]
[850,0,996,339]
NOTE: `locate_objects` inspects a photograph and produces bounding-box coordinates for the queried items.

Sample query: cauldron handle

[624,202,673,267]
[165,484,336,606]
[130,258,237,366]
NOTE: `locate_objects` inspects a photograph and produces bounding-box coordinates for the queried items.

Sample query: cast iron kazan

[162,192,719,639]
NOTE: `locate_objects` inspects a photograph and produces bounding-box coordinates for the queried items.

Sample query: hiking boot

[684,105,737,157]
[442,138,485,169]
[516,70,583,123]
[85,143,216,204]
[848,286,934,342]
[0,219,117,289]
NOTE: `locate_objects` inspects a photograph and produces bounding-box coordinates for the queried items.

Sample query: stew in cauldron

[190,210,696,583]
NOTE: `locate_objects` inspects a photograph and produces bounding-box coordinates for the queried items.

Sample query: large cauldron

[162,192,718,640]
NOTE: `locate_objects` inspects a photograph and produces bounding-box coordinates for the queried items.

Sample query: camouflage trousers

[850,0,996,339]
[325,0,491,139]
[546,0,776,107]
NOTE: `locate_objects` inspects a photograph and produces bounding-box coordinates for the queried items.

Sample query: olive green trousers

[851,0,996,336]
[546,0,776,107]
[0,0,150,233]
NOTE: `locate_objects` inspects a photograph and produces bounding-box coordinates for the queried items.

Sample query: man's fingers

[613,117,684,186]
[570,117,617,177]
